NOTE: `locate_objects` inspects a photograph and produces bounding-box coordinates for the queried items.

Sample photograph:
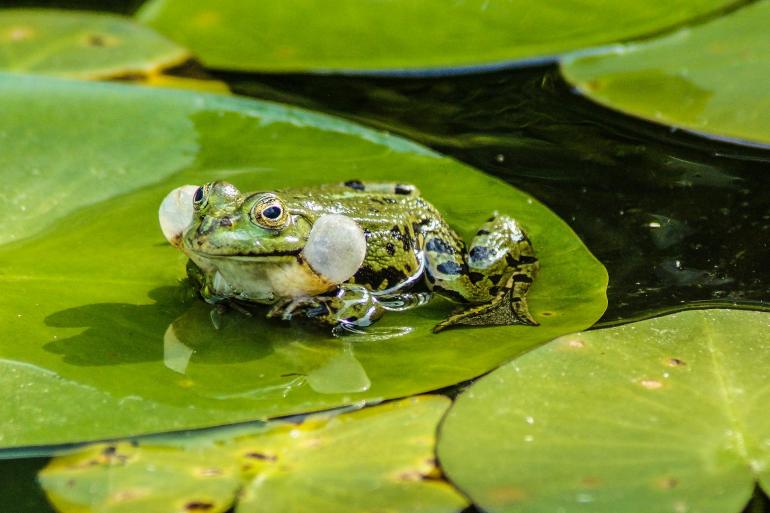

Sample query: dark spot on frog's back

[433,286,465,303]
[390,225,413,251]
[395,184,413,195]
[468,271,485,284]
[344,180,365,191]
[506,254,538,267]
[354,265,408,290]
[512,273,533,283]
[386,242,396,256]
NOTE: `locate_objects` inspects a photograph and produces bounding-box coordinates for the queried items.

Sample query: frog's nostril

[220,217,233,228]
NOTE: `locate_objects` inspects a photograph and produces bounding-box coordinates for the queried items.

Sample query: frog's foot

[267,285,384,330]
[433,286,538,333]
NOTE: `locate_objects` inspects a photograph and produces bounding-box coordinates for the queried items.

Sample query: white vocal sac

[303,214,367,284]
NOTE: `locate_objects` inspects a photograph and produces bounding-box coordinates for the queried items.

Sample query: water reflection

[44,285,405,405]
[162,304,373,395]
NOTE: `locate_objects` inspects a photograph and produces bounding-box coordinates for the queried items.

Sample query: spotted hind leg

[426,215,539,332]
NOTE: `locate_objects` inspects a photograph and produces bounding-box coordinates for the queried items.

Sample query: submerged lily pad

[561,0,770,147]
[40,396,467,513]
[438,309,770,513]
[137,0,738,73]
[0,72,606,448]
[0,9,189,79]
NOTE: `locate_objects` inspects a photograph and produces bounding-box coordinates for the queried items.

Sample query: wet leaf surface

[137,0,740,73]
[562,0,770,148]
[0,73,606,448]
[439,309,770,513]
[39,396,467,513]
[0,9,188,79]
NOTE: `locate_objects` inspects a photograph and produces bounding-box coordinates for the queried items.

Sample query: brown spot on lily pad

[580,476,602,487]
[667,358,686,367]
[243,451,277,461]
[82,33,119,48]
[185,501,214,511]
[486,486,529,505]
[584,79,603,92]
[656,477,679,489]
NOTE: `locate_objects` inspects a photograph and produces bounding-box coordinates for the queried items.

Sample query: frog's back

[282,181,449,292]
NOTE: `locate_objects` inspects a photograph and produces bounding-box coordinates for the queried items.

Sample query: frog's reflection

[162,302,398,395]
[44,286,415,399]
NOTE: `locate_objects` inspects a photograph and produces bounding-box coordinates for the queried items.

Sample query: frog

[159,180,539,333]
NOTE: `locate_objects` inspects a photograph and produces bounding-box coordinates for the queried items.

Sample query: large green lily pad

[137,0,738,73]
[40,396,467,513]
[0,72,606,448]
[0,9,189,79]
[438,309,770,513]
[561,0,770,148]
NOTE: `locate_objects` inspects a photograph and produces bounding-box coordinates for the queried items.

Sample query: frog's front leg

[186,259,221,303]
[427,215,539,332]
[267,284,385,331]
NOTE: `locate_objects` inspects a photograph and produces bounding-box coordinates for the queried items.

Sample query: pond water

[3,45,770,513]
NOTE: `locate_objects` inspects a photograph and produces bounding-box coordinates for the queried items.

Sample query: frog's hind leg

[427,215,539,333]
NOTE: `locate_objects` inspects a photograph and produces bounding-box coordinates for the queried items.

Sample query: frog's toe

[433,290,538,333]
[267,296,330,322]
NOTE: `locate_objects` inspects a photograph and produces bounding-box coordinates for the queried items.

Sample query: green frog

[159,180,539,333]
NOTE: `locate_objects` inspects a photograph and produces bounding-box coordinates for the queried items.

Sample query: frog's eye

[192,185,209,210]
[262,205,282,220]
[250,196,288,229]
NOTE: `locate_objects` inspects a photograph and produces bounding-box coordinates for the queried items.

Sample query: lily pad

[0,9,189,79]
[0,72,607,448]
[137,0,738,74]
[561,0,770,148]
[39,396,467,513]
[438,309,770,513]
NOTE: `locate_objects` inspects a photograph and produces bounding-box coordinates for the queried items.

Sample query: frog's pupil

[263,206,282,220]
[193,187,204,204]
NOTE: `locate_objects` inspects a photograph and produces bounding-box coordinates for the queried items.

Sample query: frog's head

[181,181,311,260]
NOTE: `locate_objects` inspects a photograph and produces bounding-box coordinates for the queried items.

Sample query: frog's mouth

[189,248,303,262]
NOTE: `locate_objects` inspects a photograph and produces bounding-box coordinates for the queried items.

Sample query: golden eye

[192,184,210,210]
[250,196,288,229]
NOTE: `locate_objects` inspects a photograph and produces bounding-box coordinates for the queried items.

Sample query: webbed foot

[433,286,538,333]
